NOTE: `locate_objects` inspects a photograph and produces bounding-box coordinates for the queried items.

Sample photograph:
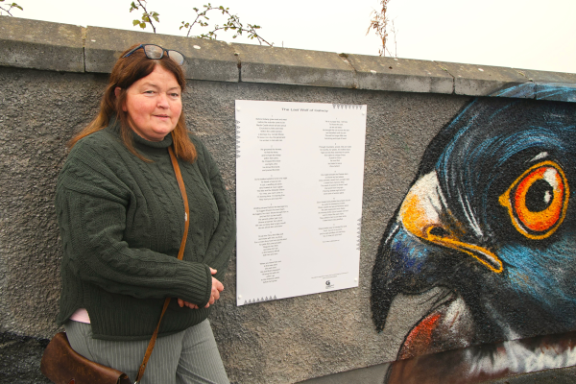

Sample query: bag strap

[134,146,190,384]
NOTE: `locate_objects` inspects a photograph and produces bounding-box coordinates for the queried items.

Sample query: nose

[157,93,169,108]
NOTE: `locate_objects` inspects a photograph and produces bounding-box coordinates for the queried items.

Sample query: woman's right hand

[178,268,224,309]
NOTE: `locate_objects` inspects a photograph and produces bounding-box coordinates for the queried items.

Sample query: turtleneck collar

[108,117,173,149]
[133,130,173,149]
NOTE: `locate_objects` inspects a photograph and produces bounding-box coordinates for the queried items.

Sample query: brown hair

[69,43,196,163]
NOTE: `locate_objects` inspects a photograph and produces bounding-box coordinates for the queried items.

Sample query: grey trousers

[64,319,230,384]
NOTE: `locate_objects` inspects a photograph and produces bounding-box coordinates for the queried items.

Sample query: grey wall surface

[1,16,576,384]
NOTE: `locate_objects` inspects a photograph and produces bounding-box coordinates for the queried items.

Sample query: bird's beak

[399,172,503,273]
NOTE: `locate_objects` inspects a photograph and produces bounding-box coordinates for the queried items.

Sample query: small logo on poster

[325,280,334,289]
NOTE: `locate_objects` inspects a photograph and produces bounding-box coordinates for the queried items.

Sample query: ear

[115,87,128,112]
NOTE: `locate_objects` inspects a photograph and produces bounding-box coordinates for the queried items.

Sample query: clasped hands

[178,268,224,309]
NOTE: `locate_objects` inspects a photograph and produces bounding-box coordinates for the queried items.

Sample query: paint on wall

[385,330,576,384]
[371,84,576,383]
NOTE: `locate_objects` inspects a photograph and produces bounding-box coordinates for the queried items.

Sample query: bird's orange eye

[499,161,569,239]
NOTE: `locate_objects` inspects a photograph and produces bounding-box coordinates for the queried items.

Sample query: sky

[8,0,576,74]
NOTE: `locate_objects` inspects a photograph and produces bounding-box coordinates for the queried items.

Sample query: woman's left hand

[178,298,199,309]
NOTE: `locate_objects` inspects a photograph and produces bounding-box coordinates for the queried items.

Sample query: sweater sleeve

[194,140,236,282]
[56,146,212,307]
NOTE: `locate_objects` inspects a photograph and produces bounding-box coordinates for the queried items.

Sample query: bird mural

[371,84,576,383]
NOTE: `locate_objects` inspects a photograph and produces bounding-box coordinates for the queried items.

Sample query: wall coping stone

[232,44,356,88]
[345,54,454,94]
[85,26,239,82]
[1,16,576,101]
[520,69,576,102]
[434,60,530,96]
[0,16,84,72]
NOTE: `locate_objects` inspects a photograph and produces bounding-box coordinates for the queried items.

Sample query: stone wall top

[2,16,576,100]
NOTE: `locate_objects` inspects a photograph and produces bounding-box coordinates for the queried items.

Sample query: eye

[499,161,569,239]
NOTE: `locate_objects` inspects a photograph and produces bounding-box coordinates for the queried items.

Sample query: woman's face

[121,65,182,142]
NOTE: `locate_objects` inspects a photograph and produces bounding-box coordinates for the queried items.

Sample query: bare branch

[389,19,398,58]
[367,0,391,56]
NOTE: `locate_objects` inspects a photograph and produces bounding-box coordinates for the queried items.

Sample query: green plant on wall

[129,0,160,33]
[129,0,273,46]
[0,0,22,16]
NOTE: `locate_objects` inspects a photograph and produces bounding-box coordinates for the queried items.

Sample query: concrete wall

[1,16,576,384]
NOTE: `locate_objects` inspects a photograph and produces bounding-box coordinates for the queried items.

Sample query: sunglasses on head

[123,44,185,65]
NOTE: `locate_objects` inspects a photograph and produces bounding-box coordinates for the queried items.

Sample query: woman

[55,43,235,384]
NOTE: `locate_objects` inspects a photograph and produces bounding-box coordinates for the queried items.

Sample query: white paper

[235,100,367,306]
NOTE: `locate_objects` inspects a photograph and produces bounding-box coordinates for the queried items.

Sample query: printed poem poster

[235,101,367,306]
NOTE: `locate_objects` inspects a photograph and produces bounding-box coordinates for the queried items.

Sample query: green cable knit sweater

[55,122,235,341]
